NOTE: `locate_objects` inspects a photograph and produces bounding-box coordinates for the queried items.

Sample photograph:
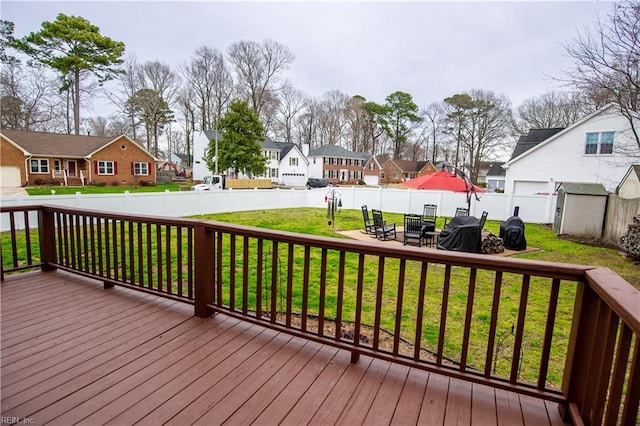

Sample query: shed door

[553,190,565,234]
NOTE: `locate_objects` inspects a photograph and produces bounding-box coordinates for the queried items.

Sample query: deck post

[194,223,215,318]
[560,281,600,423]
[38,208,58,272]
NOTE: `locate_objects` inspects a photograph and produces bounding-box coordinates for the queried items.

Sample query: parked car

[306,178,329,189]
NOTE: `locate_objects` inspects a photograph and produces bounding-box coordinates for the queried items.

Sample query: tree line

[1,1,638,184]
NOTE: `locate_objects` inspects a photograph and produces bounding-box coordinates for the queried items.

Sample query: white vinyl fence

[0,187,557,231]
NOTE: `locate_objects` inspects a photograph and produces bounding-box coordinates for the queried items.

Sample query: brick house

[0,129,156,187]
[306,145,371,185]
[381,159,437,184]
[362,156,383,186]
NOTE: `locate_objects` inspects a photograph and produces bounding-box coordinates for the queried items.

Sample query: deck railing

[1,204,638,425]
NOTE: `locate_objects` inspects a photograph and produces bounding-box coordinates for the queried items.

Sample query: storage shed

[553,182,608,236]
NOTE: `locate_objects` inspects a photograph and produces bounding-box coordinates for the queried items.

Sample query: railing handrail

[35,204,596,280]
[2,204,639,425]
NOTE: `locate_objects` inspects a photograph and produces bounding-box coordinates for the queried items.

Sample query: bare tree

[176,87,196,167]
[273,81,305,144]
[513,91,590,135]
[465,90,513,182]
[422,102,447,163]
[227,39,294,119]
[180,46,233,131]
[563,0,640,148]
[294,96,321,149]
[0,61,61,131]
[344,95,368,152]
[139,60,181,108]
[84,116,109,136]
[317,90,350,147]
[106,56,143,139]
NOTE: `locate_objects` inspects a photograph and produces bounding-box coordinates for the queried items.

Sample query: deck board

[1,270,570,425]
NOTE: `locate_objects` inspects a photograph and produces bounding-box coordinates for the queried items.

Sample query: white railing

[52,169,67,186]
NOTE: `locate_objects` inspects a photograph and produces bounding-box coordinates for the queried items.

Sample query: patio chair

[361,205,375,235]
[403,214,424,246]
[422,204,437,225]
[371,209,396,241]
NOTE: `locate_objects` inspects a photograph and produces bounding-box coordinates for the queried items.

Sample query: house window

[97,161,115,175]
[30,158,49,174]
[270,151,279,160]
[324,170,329,178]
[289,157,298,166]
[585,132,615,155]
[270,168,278,178]
[133,162,149,176]
[54,159,61,171]
[369,163,375,170]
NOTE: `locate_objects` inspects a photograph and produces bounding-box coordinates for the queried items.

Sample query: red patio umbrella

[400,170,484,193]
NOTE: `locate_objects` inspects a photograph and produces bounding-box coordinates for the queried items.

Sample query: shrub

[90,181,107,187]
[139,180,156,187]
[111,181,120,187]
[34,179,46,185]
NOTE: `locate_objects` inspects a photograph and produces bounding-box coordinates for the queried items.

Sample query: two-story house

[503,104,640,194]
[191,130,309,186]
[259,137,309,187]
[306,145,371,185]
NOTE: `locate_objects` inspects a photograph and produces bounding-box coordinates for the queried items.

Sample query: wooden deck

[1,270,569,425]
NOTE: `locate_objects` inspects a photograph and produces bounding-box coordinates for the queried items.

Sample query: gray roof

[510,128,564,160]
[260,136,296,158]
[486,162,506,177]
[558,182,608,196]
[203,131,296,158]
[308,144,371,160]
[203,130,222,140]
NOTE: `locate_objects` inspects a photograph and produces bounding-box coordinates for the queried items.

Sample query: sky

[2,0,614,117]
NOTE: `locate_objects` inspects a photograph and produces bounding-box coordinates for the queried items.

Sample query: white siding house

[192,131,310,185]
[503,104,640,194]
[191,130,219,181]
[260,137,309,186]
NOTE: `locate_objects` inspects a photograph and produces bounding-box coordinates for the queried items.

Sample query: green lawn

[25,182,187,195]
[193,207,639,288]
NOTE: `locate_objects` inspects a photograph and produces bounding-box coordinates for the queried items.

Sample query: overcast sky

[3,1,614,116]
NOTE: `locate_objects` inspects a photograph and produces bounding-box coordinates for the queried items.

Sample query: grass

[25,182,186,195]
[194,207,639,288]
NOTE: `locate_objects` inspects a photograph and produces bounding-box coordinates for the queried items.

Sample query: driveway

[0,186,28,196]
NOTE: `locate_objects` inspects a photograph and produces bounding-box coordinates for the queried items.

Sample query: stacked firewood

[620,215,640,261]
[482,231,504,254]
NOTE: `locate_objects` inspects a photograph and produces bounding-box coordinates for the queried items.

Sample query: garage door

[281,173,306,187]
[364,175,379,186]
[513,180,547,194]
[0,166,21,187]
